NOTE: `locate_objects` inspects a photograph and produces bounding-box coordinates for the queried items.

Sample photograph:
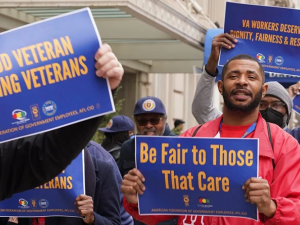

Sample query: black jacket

[87,141,134,225]
[0,116,103,201]
[106,142,122,164]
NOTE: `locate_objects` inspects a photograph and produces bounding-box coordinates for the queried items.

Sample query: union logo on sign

[256,53,265,63]
[12,109,27,120]
[275,56,284,65]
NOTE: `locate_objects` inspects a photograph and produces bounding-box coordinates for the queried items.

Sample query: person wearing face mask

[191,33,300,142]
[259,81,292,130]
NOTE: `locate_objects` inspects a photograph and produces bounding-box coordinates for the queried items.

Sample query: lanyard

[215,120,257,138]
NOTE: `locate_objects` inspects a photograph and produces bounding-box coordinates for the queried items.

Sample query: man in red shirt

[121,54,300,225]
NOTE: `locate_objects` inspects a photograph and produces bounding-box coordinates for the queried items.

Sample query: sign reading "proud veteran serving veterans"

[219,2,300,77]
[0,151,84,217]
[136,136,259,221]
[0,8,114,143]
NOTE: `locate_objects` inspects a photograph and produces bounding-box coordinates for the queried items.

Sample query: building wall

[115,71,138,120]
[200,0,227,27]
[118,0,300,132]
[116,0,224,133]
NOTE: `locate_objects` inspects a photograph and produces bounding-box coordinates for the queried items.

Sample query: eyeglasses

[259,101,286,111]
[135,117,162,126]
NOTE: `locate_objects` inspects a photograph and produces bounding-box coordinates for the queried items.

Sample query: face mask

[260,108,284,128]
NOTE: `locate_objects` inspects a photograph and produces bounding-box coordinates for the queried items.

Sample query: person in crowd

[286,81,300,141]
[118,96,176,177]
[118,96,177,225]
[121,53,300,225]
[162,123,176,136]
[171,119,185,135]
[4,148,121,225]
[0,44,124,201]
[191,33,300,143]
[87,141,134,225]
[99,115,134,163]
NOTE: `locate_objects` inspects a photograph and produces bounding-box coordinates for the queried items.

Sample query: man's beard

[223,86,262,113]
[140,124,166,136]
[141,128,158,136]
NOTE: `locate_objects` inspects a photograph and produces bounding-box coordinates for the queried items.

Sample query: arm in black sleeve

[118,142,126,177]
[0,115,103,201]
[118,138,135,177]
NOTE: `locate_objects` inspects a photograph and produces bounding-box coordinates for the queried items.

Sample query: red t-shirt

[220,123,255,138]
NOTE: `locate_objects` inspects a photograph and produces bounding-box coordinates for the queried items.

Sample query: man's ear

[262,84,268,97]
[217,80,223,95]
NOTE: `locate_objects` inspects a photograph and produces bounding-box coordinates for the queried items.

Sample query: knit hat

[98,115,134,133]
[134,96,166,115]
[265,81,293,123]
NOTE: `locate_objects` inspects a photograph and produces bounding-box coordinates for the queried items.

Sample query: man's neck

[222,107,259,126]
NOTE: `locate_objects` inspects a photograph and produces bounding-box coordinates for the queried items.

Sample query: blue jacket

[286,127,300,144]
[87,141,134,225]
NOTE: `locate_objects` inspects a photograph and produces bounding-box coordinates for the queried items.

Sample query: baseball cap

[98,115,134,133]
[174,119,185,127]
[134,96,166,115]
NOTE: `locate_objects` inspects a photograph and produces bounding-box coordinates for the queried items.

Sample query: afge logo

[30,104,41,120]
[142,99,156,111]
[268,55,273,64]
[31,199,37,208]
[183,195,189,206]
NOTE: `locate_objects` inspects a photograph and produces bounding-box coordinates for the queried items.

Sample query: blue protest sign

[204,28,224,66]
[293,95,300,115]
[0,8,114,144]
[136,136,259,221]
[219,2,300,77]
[204,29,300,86]
[0,151,84,217]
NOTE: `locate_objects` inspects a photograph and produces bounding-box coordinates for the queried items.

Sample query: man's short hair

[174,119,185,127]
[221,54,265,83]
